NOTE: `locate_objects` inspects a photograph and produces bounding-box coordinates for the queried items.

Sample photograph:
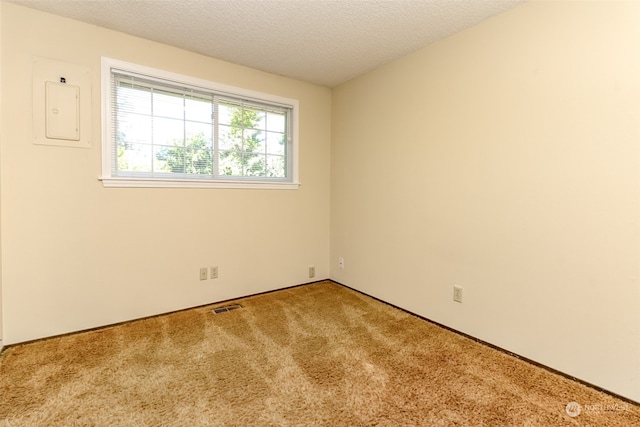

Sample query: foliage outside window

[101,58,299,189]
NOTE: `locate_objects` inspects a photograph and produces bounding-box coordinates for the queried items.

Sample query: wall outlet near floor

[199,267,208,281]
[338,257,344,269]
[309,266,315,278]
[210,266,218,279]
[453,285,463,303]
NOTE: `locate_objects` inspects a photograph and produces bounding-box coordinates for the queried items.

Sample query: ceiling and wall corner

[7,0,525,87]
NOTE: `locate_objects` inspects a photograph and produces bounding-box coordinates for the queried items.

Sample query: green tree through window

[155,132,213,175]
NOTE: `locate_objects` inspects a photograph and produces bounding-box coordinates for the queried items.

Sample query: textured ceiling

[10,0,525,87]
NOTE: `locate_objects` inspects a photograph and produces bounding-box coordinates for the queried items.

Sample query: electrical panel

[45,81,80,141]
[33,56,91,148]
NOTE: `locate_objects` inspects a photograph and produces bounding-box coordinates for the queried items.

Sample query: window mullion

[241,103,246,177]
[182,91,187,175]
[263,110,268,178]
[150,87,155,174]
[213,97,219,178]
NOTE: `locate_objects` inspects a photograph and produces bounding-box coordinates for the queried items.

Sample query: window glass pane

[218,103,239,125]
[219,124,240,151]
[253,110,266,130]
[186,123,213,149]
[153,117,185,147]
[153,89,184,119]
[116,113,152,145]
[246,156,266,177]
[184,147,213,175]
[266,111,285,133]
[235,151,260,177]
[117,143,152,172]
[154,145,213,175]
[154,145,177,173]
[253,131,266,153]
[219,150,242,176]
[266,132,285,155]
[266,155,286,178]
[185,96,212,123]
[116,84,152,116]
[241,107,261,130]
[243,129,264,154]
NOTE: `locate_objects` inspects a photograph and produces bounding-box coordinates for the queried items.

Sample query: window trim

[100,57,300,189]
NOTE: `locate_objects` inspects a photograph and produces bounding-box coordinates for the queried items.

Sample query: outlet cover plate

[453,285,463,303]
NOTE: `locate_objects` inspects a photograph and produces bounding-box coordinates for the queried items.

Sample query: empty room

[0,0,639,425]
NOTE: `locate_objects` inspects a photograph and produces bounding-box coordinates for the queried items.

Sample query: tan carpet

[0,281,638,426]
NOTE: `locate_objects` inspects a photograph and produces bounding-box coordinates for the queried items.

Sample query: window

[100,58,299,188]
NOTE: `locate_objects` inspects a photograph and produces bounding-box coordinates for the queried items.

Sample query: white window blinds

[104,60,296,187]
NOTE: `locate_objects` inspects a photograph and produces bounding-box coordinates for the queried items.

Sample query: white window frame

[100,57,300,189]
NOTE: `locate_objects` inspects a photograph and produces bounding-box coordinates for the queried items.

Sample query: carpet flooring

[0,280,638,426]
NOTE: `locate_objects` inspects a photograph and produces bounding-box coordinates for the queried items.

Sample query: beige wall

[331,1,640,402]
[0,3,331,344]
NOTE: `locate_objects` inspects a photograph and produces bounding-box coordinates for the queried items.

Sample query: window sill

[99,177,301,189]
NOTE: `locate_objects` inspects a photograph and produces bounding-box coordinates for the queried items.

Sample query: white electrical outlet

[200,267,208,281]
[211,266,218,279]
[309,266,315,278]
[453,285,463,303]
[338,257,344,269]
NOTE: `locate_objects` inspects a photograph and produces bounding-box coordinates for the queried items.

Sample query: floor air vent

[212,304,242,314]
